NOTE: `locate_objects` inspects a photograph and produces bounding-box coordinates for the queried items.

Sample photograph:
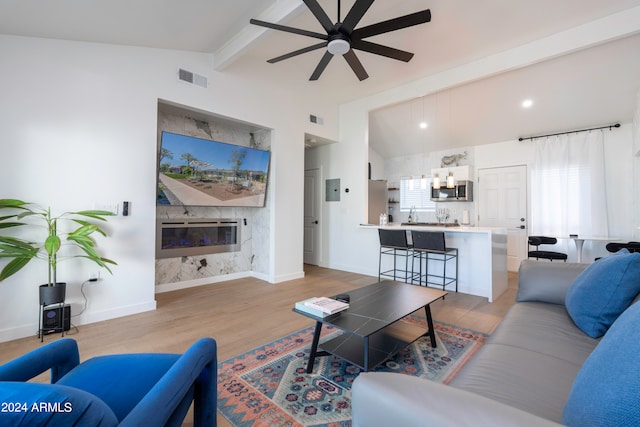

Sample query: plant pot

[39,283,66,306]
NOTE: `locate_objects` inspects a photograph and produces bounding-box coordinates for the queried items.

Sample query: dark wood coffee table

[293,280,447,373]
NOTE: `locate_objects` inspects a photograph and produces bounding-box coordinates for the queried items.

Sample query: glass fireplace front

[156,218,241,258]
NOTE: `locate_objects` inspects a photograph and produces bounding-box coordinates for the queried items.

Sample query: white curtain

[530,130,608,238]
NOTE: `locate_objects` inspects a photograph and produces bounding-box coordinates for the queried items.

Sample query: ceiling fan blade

[343,50,369,81]
[351,9,431,39]
[250,19,328,40]
[341,0,375,34]
[351,39,414,62]
[267,42,328,63]
[303,0,335,33]
[310,51,334,81]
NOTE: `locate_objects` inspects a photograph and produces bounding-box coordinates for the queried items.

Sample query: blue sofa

[353,252,640,427]
[0,337,217,426]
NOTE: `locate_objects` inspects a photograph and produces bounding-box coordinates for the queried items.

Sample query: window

[530,132,608,237]
[399,177,435,212]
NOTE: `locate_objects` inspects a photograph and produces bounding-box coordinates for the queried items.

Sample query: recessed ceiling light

[419,121,428,129]
[522,99,533,108]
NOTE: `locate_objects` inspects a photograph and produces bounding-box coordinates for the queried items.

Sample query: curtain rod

[518,123,620,142]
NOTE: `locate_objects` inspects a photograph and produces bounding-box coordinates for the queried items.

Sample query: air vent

[178,68,208,88]
[310,114,324,125]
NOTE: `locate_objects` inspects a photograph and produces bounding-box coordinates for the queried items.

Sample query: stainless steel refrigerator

[368,180,388,224]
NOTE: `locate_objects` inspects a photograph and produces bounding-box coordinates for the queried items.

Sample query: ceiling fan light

[327,39,350,56]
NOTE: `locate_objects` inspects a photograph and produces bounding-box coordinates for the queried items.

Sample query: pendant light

[446,172,455,189]
[419,96,428,129]
[433,174,441,189]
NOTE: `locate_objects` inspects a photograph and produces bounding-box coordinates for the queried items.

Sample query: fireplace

[156,218,241,259]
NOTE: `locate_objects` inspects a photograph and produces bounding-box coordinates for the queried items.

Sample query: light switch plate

[92,202,119,215]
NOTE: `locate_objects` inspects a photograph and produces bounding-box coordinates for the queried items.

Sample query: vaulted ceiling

[368,33,640,157]
[2,1,640,155]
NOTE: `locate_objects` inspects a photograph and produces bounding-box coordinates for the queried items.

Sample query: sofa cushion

[516,260,587,305]
[451,302,602,423]
[563,301,640,426]
[485,302,599,364]
[0,382,118,426]
[451,343,580,422]
[565,250,640,338]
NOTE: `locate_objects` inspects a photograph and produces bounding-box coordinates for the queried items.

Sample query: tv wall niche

[156,100,272,289]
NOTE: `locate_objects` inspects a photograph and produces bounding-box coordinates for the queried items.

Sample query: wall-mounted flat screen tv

[157,131,271,207]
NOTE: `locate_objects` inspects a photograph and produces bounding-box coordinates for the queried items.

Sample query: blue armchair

[0,337,217,426]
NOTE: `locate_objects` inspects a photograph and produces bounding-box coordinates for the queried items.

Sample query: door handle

[518,225,526,229]
[314,220,319,224]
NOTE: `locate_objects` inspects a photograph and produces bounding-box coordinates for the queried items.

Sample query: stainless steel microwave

[430,180,473,202]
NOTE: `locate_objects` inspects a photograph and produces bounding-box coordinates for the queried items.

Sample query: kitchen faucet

[408,206,416,223]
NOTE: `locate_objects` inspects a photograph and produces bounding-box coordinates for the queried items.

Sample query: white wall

[310,10,640,278]
[367,147,385,180]
[0,35,339,342]
[634,89,640,240]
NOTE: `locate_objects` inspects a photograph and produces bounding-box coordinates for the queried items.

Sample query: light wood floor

[0,265,518,426]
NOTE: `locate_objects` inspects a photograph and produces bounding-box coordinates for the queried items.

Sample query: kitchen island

[360,223,508,302]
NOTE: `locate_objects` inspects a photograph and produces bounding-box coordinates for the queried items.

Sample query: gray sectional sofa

[352,254,640,427]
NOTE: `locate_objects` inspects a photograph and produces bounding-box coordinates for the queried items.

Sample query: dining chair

[528,236,568,262]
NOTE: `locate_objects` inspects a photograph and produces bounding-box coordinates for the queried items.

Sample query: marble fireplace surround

[155,100,272,292]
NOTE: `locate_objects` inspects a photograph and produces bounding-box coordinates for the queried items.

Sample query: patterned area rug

[218,317,488,427]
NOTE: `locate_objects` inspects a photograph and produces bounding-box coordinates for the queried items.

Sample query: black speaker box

[42,304,70,334]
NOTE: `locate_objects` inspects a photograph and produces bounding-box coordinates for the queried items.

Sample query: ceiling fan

[250,0,431,81]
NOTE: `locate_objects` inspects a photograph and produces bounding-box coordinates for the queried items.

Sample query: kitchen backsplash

[383,147,476,225]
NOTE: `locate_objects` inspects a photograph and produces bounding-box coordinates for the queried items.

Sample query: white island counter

[360,223,508,302]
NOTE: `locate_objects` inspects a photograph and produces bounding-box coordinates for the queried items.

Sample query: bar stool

[411,230,458,292]
[378,229,413,282]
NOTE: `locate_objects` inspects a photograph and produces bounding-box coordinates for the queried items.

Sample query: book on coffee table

[294,298,331,317]
[303,297,349,314]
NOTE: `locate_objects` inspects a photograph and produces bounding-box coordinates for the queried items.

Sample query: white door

[478,166,528,271]
[304,168,321,265]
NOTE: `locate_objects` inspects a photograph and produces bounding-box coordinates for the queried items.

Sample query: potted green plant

[0,199,117,304]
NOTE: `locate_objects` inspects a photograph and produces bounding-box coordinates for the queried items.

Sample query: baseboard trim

[250,271,271,282]
[0,324,38,344]
[270,271,305,283]
[155,272,251,293]
[155,269,306,290]
[324,262,377,278]
[0,300,158,344]
[75,300,157,325]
